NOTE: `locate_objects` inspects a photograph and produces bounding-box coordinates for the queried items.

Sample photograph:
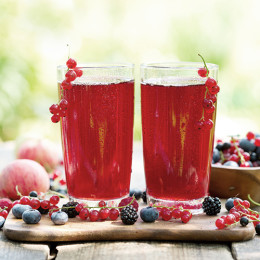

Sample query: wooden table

[0,142,260,260]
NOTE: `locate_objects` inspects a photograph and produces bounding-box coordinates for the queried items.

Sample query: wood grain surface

[3,204,255,243]
[55,242,234,260]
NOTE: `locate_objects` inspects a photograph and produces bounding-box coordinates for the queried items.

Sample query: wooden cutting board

[3,204,255,242]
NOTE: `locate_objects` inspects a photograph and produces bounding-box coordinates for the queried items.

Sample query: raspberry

[118,197,139,212]
[202,196,221,215]
[120,205,138,225]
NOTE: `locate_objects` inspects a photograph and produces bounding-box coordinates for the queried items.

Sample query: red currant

[204,119,214,130]
[209,85,220,95]
[89,210,99,222]
[196,121,204,130]
[65,70,77,82]
[41,200,50,209]
[59,99,68,110]
[51,114,60,123]
[228,154,239,163]
[225,214,236,225]
[30,198,41,209]
[109,208,119,220]
[205,77,217,88]
[198,67,208,77]
[202,99,213,109]
[49,104,59,114]
[79,208,89,220]
[206,93,217,103]
[242,200,250,208]
[20,197,30,205]
[49,205,59,218]
[162,208,172,221]
[205,105,215,114]
[240,208,249,217]
[61,80,72,90]
[99,208,110,220]
[215,218,226,229]
[234,198,243,208]
[240,162,250,167]
[74,68,83,77]
[255,138,260,147]
[242,152,250,161]
[0,210,8,219]
[12,200,20,207]
[246,131,255,140]
[172,208,182,219]
[66,58,77,69]
[233,212,241,222]
[98,201,106,207]
[50,195,60,205]
[59,110,67,118]
[181,214,190,224]
[234,148,244,156]
[75,203,85,213]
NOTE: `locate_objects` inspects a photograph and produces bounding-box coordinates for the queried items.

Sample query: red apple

[0,159,50,200]
[16,139,60,172]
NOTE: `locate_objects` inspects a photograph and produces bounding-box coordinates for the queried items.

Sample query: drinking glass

[57,64,134,205]
[141,62,218,213]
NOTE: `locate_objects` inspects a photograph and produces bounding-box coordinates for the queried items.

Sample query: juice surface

[141,79,216,201]
[60,80,134,200]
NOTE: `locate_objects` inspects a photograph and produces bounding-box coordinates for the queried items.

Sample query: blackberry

[61,201,79,218]
[142,191,147,204]
[120,205,138,225]
[202,196,221,215]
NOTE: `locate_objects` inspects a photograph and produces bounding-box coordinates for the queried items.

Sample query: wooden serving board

[3,204,255,242]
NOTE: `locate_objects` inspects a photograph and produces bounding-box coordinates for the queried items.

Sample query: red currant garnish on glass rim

[66,58,77,69]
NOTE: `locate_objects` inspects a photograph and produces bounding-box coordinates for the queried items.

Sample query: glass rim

[57,63,134,70]
[140,62,219,70]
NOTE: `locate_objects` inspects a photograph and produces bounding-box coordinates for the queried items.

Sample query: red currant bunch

[49,99,69,123]
[196,54,220,131]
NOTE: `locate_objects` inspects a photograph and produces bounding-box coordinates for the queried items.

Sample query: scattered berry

[89,210,99,222]
[118,197,139,212]
[255,224,260,235]
[121,205,138,225]
[202,196,221,215]
[75,203,85,213]
[50,195,60,205]
[61,202,79,218]
[172,208,182,219]
[41,200,50,210]
[161,208,172,221]
[140,207,159,223]
[0,216,5,229]
[0,198,13,212]
[240,217,249,227]
[49,205,59,218]
[20,196,30,205]
[79,208,89,220]
[98,201,106,208]
[0,210,8,219]
[225,198,235,211]
[22,209,41,224]
[99,208,110,220]
[215,218,226,229]
[51,211,68,225]
[29,191,38,198]
[30,198,41,210]
[12,204,32,219]
[109,208,119,221]
[246,131,255,140]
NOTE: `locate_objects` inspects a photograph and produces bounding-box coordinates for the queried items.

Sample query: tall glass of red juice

[141,62,219,213]
[57,64,134,205]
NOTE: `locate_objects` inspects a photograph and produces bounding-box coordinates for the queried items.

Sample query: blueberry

[22,209,41,224]
[223,161,239,167]
[29,191,38,197]
[247,161,253,167]
[256,147,260,160]
[221,142,231,151]
[255,133,260,138]
[12,204,32,219]
[256,224,260,235]
[240,217,249,227]
[51,211,68,225]
[0,216,5,229]
[212,148,221,163]
[225,198,235,211]
[140,207,159,223]
[250,152,258,162]
[239,139,256,153]
[129,189,143,200]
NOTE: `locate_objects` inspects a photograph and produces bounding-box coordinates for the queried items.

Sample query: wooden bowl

[209,165,260,201]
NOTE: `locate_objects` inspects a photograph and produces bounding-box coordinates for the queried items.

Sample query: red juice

[141,79,216,201]
[59,80,134,200]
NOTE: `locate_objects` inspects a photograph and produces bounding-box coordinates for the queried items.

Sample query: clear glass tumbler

[141,62,218,213]
[57,64,134,206]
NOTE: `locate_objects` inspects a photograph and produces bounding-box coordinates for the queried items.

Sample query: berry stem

[248,194,260,207]
[46,190,67,199]
[198,54,209,76]
[219,151,225,164]
[231,136,245,164]
[15,185,23,198]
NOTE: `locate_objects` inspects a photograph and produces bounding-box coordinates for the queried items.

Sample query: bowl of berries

[209,131,260,201]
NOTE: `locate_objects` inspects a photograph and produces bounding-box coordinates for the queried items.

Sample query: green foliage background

[1,0,260,142]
